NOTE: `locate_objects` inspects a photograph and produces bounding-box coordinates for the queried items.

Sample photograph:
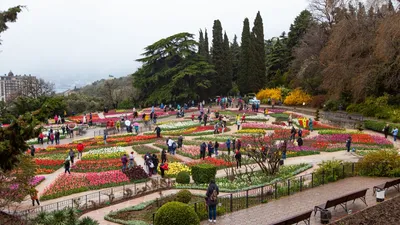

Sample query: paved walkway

[201,177,400,225]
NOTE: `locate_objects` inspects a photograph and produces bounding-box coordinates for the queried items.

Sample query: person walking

[177,135,184,149]
[161,149,167,163]
[290,126,296,141]
[116,120,121,132]
[64,158,71,174]
[346,136,352,152]
[308,118,313,132]
[30,145,35,157]
[61,125,66,135]
[232,139,236,152]
[129,151,135,168]
[49,132,55,145]
[235,150,242,169]
[297,137,303,148]
[237,139,242,151]
[103,129,108,144]
[200,142,206,160]
[154,125,162,138]
[38,133,44,144]
[167,138,174,154]
[160,161,168,178]
[207,141,214,157]
[30,187,40,206]
[214,141,219,156]
[298,128,303,138]
[206,180,219,223]
[152,154,159,175]
[146,154,154,176]
[393,128,399,142]
[69,149,75,164]
[203,113,208,126]
[383,124,390,139]
[226,139,231,155]
[55,130,60,145]
[77,142,84,159]
[241,113,246,123]
[171,141,177,155]
[121,154,128,172]
[237,120,241,130]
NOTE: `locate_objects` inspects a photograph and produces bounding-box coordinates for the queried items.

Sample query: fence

[18,177,172,220]
[152,163,357,224]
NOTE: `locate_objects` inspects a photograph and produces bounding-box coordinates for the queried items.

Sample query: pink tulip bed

[41,170,129,200]
[242,122,285,130]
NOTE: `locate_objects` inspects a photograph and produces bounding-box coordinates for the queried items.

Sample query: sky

[0,0,309,92]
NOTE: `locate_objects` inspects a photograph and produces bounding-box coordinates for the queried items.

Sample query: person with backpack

[171,141,177,155]
[64,158,71,174]
[30,186,40,206]
[206,180,219,223]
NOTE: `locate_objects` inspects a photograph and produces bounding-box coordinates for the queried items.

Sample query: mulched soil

[331,195,400,225]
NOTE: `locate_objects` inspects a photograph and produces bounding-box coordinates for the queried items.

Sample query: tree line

[133,0,400,108]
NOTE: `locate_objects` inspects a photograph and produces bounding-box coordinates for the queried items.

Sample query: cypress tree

[212,20,228,94]
[238,18,251,95]
[198,29,205,55]
[230,35,240,82]
[223,32,233,93]
[249,11,266,93]
[204,29,210,62]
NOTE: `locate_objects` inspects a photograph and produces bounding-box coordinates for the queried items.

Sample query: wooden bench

[272,210,312,225]
[314,188,368,216]
[373,178,400,195]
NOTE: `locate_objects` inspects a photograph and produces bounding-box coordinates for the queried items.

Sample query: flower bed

[175,163,312,191]
[165,162,191,178]
[236,129,266,134]
[161,126,229,136]
[297,118,341,130]
[242,122,283,130]
[41,170,130,200]
[84,147,127,160]
[246,114,269,121]
[131,145,160,155]
[72,159,122,172]
[158,120,199,131]
[186,157,233,168]
[309,133,393,146]
[273,129,310,139]
[35,159,65,174]
[30,176,46,186]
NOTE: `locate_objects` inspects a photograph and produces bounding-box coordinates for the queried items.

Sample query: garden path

[200,176,400,225]
[80,189,228,225]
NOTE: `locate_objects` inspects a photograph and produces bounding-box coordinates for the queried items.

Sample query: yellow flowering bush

[256,88,282,101]
[284,88,312,106]
[165,162,191,177]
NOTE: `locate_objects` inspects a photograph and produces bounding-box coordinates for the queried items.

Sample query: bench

[373,178,400,195]
[314,188,368,216]
[272,210,312,225]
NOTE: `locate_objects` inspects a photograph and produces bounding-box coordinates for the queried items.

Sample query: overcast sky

[0,0,309,92]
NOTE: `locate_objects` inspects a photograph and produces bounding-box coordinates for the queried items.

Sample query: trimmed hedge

[154,201,200,225]
[191,164,217,184]
[364,120,399,138]
[176,171,190,184]
[176,189,192,204]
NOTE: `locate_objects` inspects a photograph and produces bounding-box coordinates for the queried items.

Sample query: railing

[18,177,172,220]
[152,163,358,224]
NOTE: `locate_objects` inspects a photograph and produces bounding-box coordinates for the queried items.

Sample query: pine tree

[230,35,241,82]
[212,20,228,94]
[223,32,233,93]
[249,11,266,93]
[238,18,251,95]
[287,10,313,50]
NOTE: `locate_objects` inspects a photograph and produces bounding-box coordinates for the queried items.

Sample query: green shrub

[154,201,199,225]
[314,159,349,184]
[175,189,192,204]
[176,171,190,184]
[191,164,217,184]
[357,150,400,177]
[195,204,226,220]
[364,120,400,138]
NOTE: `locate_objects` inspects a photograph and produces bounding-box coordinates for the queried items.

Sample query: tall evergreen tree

[223,32,233,93]
[230,35,241,82]
[212,20,229,94]
[287,10,313,50]
[198,29,205,55]
[204,29,210,62]
[249,11,266,92]
[238,18,251,94]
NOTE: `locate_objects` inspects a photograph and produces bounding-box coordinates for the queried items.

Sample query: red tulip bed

[71,159,122,172]
[40,170,130,200]
[186,157,234,168]
[35,159,65,174]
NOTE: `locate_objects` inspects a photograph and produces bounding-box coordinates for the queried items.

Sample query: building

[0,71,39,102]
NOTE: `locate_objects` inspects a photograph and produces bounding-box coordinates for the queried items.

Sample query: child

[191,113,195,121]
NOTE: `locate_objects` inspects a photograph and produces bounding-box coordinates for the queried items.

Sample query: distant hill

[76,76,134,98]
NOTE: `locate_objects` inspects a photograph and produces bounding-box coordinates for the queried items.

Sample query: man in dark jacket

[154,125,161,138]
[206,180,219,223]
[200,142,206,160]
